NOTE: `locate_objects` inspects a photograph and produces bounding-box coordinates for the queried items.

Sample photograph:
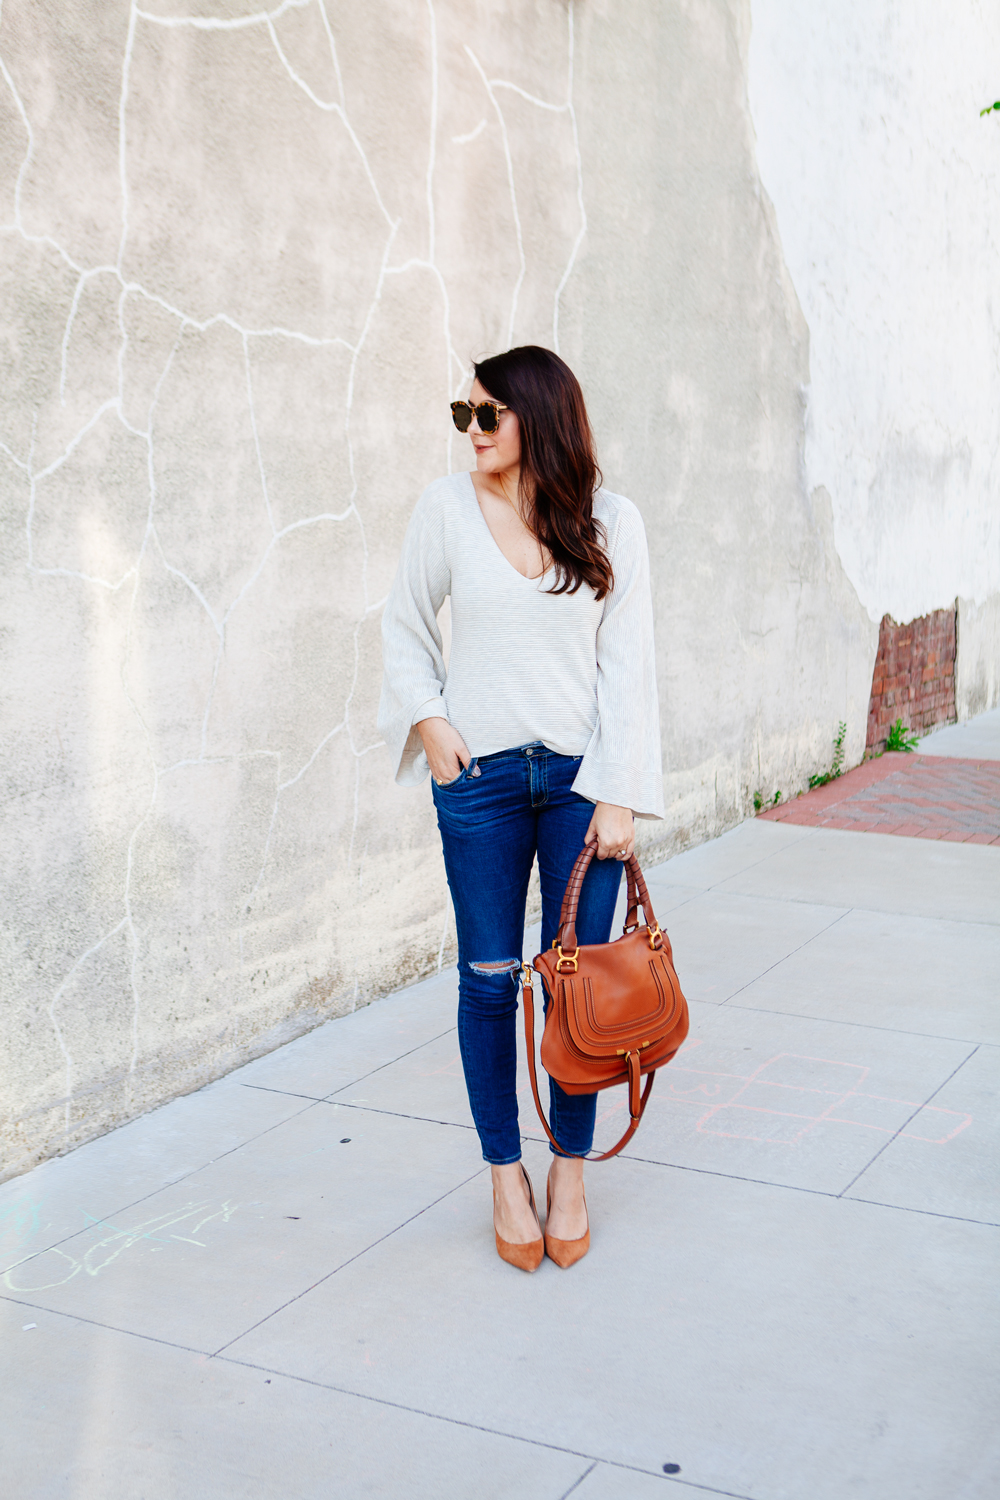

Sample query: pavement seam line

[670,880,1000,929]
[837,1196,999,1228]
[207,1164,490,1358]
[614,1154,1000,1226]
[837,1043,982,1197]
[234,1023,459,1104]
[719,907,852,1004]
[8,1041,993,1281]
[713,881,1000,925]
[723,1000,999,1046]
[655,824,816,898]
[642,885,714,919]
[0,1297,753,1498]
[210,1354,758,1500]
[319,1099,479,1131]
[557,1460,599,1498]
[239,1083,331,1101]
[3,1024,459,1271]
[320,1025,460,1100]
[617,1155,840,1195]
[0,1095,324,1278]
[0,1292,206,1353]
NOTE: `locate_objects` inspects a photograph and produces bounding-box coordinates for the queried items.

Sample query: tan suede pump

[544,1173,590,1269]
[494,1164,544,1272]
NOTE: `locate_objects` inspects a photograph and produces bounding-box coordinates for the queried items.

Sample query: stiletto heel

[494,1164,544,1272]
[544,1173,590,1268]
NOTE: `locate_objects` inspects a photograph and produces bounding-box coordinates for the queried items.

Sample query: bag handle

[520,967,655,1162]
[556,839,661,955]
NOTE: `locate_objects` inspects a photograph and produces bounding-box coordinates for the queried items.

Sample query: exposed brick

[864,607,958,756]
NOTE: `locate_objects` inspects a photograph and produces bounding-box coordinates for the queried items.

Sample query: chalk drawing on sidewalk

[421,1053,464,1078]
[2,1199,240,1293]
[0,1196,49,1265]
[663,1052,971,1146]
[520,1043,971,1149]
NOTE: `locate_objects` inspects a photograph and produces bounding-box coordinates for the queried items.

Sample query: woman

[378,345,663,1271]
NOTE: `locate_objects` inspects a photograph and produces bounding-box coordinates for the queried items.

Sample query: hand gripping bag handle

[555,839,660,955]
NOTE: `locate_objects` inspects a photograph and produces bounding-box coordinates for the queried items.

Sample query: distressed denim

[432,743,623,1164]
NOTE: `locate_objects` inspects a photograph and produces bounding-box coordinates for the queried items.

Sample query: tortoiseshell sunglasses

[450,398,509,435]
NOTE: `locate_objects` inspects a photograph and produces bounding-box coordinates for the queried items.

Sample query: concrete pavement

[917,706,1000,759]
[2,715,999,1500]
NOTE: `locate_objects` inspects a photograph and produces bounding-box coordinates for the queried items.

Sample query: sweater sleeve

[377,485,452,786]
[571,503,665,819]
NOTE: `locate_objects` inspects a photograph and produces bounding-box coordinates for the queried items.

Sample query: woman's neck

[479,466,533,524]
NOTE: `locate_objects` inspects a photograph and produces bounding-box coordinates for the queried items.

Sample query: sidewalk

[2,716,998,1500]
[758,712,1000,843]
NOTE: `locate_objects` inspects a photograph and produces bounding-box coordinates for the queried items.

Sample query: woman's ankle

[491,1160,525,1187]
[548,1154,584,1198]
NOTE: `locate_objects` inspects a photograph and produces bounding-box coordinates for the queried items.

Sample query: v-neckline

[463,471,551,584]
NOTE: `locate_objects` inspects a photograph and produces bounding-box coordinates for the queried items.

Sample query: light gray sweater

[377,471,664,818]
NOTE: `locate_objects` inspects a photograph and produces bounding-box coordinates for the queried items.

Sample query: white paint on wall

[2,0,993,1178]
[748,0,1000,624]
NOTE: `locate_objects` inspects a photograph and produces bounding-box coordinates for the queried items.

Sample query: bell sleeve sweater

[377,472,664,819]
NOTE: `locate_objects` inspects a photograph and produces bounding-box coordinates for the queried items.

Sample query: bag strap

[557,839,661,954]
[520,967,655,1162]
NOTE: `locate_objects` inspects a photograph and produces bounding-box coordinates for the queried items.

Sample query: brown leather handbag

[521,840,689,1160]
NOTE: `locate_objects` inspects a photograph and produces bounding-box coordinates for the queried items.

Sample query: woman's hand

[585,802,635,860]
[417,716,471,785]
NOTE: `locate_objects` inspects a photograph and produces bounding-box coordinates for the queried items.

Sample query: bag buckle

[646,922,662,951]
[554,944,579,973]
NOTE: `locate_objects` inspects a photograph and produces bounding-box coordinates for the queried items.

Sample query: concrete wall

[748,0,1000,639]
[957,596,1000,720]
[0,0,993,1178]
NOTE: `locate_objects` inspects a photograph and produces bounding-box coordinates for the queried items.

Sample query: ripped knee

[468,957,520,979]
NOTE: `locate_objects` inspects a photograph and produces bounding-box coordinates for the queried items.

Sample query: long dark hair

[472,345,612,599]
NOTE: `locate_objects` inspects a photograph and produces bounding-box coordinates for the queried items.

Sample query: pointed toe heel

[495,1229,545,1273]
[544,1180,590,1269]
[494,1164,544,1272]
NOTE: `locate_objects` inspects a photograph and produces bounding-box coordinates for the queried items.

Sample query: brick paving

[759,752,1000,844]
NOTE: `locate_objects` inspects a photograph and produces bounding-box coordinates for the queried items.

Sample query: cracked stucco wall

[748,0,1000,714]
[0,0,988,1178]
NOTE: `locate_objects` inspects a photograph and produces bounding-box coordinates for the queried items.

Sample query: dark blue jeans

[432,743,623,1164]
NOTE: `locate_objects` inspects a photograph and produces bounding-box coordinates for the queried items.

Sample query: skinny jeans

[432,742,623,1164]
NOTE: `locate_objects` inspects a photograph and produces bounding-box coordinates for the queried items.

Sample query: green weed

[809,720,847,789]
[884,717,920,753]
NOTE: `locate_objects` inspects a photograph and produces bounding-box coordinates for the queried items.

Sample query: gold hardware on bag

[554,944,579,973]
[524,838,689,1162]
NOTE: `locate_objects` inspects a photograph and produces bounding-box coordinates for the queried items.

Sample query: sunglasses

[450,399,509,435]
